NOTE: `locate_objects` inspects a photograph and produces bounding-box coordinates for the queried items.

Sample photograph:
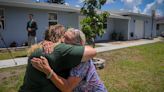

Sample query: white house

[0,0,157,47]
[95,12,157,42]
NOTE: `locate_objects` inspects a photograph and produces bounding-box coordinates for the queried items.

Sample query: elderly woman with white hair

[31,28,107,92]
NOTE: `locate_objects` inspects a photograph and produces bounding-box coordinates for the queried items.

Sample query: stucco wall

[157,24,164,36]
[0,7,48,47]
[95,18,113,42]
[0,6,79,47]
[113,18,129,40]
[108,18,114,40]
[58,12,79,29]
[95,18,129,41]
[128,15,156,40]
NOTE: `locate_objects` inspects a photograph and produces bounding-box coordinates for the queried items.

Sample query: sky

[64,0,164,17]
[36,0,164,17]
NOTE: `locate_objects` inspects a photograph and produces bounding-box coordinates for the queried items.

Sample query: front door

[135,20,144,39]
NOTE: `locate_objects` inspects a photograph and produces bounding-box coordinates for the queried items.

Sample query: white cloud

[143,0,164,16]
[157,0,164,4]
[133,6,141,13]
[64,2,69,6]
[75,5,81,7]
[120,8,124,11]
[121,0,142,6]
[78,0,85,3]
[121,0,133,3]
[106,0,116,4]
[143,2,156,15]
[156,9,163,17]
[121,0,142,13]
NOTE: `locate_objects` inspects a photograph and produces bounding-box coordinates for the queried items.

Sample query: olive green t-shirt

[19,43,84,92]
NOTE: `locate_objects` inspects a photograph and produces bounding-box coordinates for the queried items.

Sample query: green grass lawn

[0,50,27,60]
[0,42,164,92]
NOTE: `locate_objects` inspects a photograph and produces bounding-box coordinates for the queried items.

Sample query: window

[0,8,4,30]
[48,13,57,26]
[156,24,160,30]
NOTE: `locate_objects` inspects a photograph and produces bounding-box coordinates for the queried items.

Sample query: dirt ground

[0,65,26,85]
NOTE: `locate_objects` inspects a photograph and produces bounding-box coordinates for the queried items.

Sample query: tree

[80,0,109,47]
[47,0,65,4]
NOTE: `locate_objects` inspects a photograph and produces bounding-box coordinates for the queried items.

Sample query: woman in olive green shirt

[19,24,96,92]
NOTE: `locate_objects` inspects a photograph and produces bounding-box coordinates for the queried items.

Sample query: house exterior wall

[0,6,48,47]
[0,6,79,47]
[95,18,113,42]
[128,15,156,40]
[95,18,129,41]
[157,24,164,36]
[113,18,129,40]
[58,12,79,29]
[0,4,157,47]
[107,18,114,40]
[78,16,115,42]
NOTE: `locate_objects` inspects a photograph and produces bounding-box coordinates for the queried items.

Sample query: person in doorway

[26,14,38,46]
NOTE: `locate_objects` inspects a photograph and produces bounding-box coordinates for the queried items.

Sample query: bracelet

[46,70,53,79]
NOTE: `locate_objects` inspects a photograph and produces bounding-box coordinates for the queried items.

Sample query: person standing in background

[26,14,38,46]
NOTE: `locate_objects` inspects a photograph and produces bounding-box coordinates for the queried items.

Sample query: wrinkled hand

[42,41,54,54]
[31,56,52,75]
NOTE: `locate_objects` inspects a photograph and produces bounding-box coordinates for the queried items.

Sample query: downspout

[127,17,131,40]
[143,20,146,39]
[151,16,153,39]
[127,19,130,40]
[150,10,155,39]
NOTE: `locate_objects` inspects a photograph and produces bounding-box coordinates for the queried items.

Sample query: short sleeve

[55,43,84,69]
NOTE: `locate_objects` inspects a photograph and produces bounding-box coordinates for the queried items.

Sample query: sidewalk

[0,37,163,69]
[0,57,28,69]
[96,37,163,53]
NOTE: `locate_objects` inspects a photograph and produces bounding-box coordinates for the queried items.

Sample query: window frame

[48,12,58,26]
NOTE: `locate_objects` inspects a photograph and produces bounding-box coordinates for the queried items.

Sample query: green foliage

[100,0,107,5]
[80,0,109,43]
